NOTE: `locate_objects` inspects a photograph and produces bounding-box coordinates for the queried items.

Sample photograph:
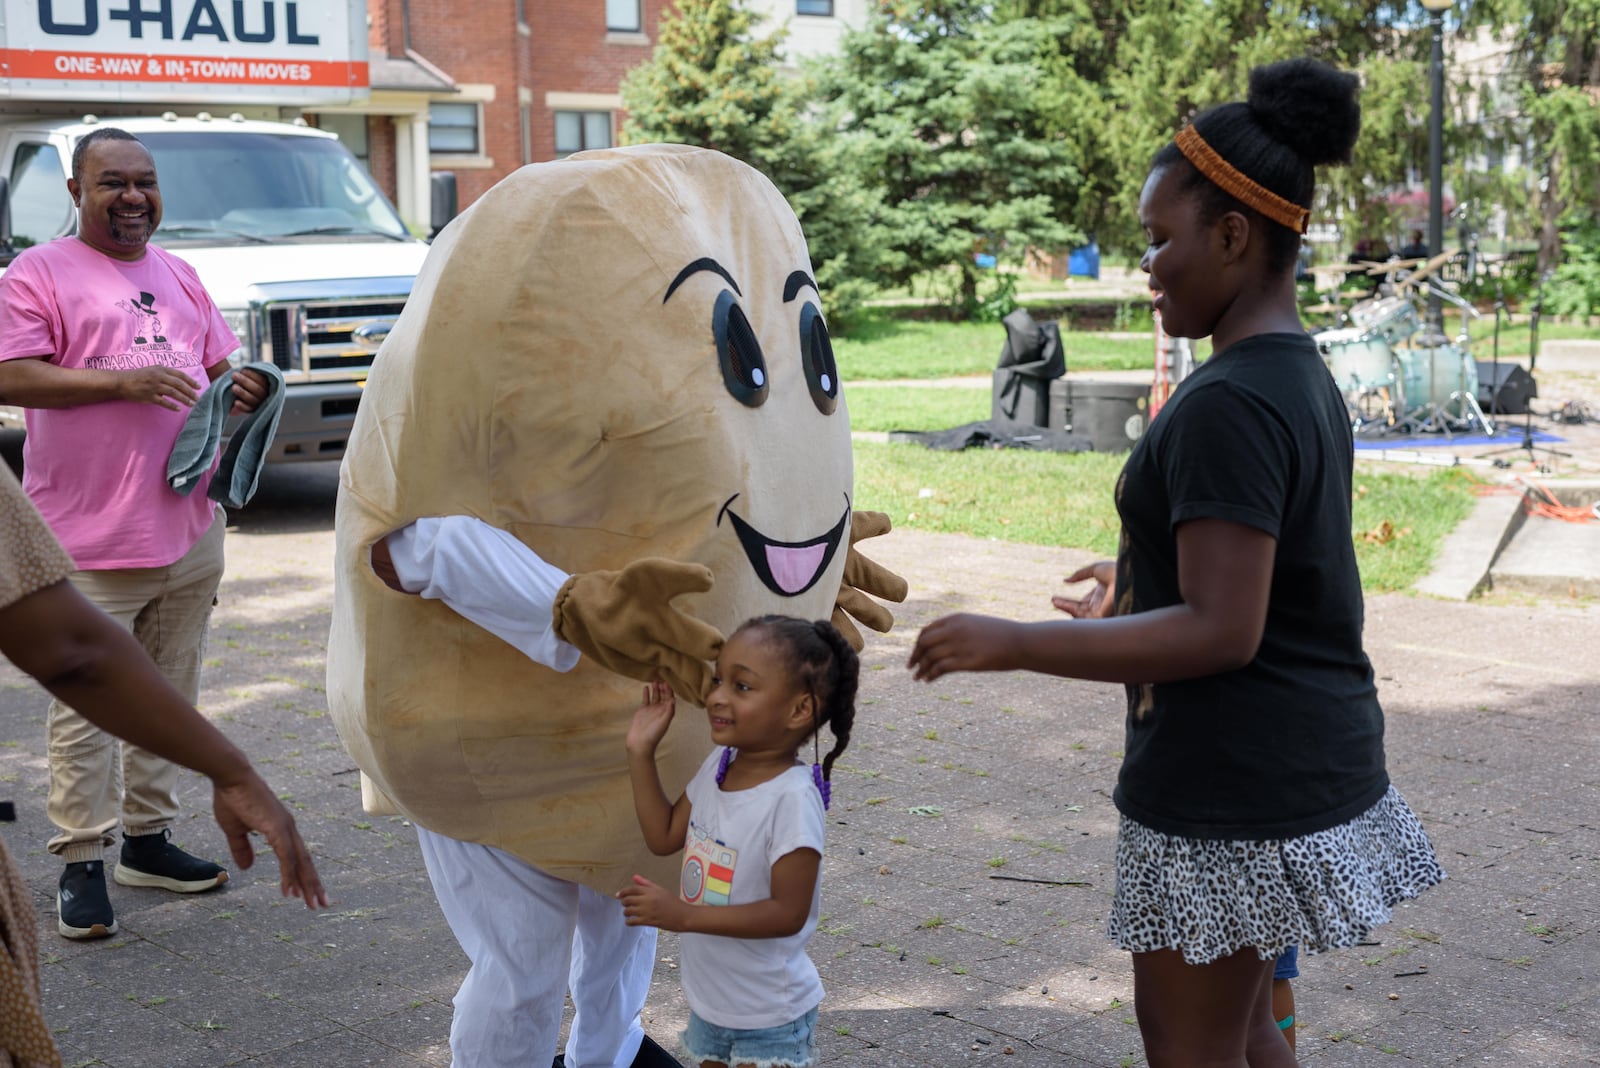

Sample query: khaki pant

[46,511,225,863]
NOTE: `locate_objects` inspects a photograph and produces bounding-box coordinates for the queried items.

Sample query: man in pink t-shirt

[0,127,269,940]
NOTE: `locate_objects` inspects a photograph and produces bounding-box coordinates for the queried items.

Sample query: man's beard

[107,213,154,247]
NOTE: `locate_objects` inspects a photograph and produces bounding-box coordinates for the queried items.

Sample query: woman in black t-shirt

[908,59,1443,1066]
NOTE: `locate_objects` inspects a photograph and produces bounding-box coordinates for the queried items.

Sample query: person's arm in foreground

[617,849,821,940]
[0,353,203,411]
[909,519,1276,685]
[0,579,329,908]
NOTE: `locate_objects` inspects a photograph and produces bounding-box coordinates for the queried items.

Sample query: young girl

[910,58,1443,1067]
[620,615,858,1068]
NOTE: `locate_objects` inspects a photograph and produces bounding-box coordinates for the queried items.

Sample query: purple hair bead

[812,763,831,810]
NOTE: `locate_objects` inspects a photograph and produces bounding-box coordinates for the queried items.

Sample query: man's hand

[211,771,329,909]
[552,558,724,703]
[1053,560,1116,619]
[617,874,689,930]
[118,366,200,410]
[228,367,269,415]
[831,511,909,651]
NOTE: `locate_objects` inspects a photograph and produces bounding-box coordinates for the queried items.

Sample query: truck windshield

[141,130,411,244]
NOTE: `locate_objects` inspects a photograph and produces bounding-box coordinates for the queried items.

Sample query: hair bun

[1247,58,1361,168]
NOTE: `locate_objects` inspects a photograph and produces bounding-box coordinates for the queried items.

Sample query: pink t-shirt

[0,237,239,569]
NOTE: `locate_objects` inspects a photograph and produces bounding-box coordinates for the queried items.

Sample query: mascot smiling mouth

[717,494,850,597]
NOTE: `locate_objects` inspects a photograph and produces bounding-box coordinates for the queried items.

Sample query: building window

[520,103,533,166]
[429,102,481,155]
[606,0,641,32]
[516,0,527,25]
[796,0,833,13]
[554,111,613,157]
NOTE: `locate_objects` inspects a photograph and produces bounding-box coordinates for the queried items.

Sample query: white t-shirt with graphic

[678,749,826,1029]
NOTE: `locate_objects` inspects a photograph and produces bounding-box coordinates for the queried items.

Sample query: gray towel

[166,361,286,508]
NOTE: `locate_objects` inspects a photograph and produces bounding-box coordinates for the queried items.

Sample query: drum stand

[1398,283,1494,438]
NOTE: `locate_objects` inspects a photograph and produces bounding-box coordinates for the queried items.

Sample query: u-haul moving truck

[0,0,436,463]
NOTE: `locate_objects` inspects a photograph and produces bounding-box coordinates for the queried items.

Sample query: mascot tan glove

[552,558,725,704]
[831,511,910,651]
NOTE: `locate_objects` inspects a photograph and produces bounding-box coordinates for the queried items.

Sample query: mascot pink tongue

[326,144,903,895]
[771,544,827,593]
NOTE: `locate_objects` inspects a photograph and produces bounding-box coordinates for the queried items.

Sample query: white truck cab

[0,112,431,462]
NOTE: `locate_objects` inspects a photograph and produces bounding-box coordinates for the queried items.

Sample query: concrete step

[1486,479,1600,598]
[1417,478,1600,600]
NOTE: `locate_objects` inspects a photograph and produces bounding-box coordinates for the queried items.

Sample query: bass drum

[1397,343,1479,418]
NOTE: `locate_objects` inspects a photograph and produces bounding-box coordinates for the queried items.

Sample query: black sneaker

[554,1035,683,1068]
[58,860,117,940]
[115,829,228,893]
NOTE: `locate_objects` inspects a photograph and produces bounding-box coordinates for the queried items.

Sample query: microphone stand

[1477,272,1568,469]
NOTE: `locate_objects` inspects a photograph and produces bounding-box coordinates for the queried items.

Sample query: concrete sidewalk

[2,496,1596,1067]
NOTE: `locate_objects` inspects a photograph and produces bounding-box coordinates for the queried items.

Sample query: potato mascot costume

[328,144,905,1068]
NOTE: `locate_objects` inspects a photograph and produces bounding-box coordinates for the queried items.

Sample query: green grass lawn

[839,311,1484,594]
[846,384,990,433]
[834,312,1155,381]
[853,440,1479,594]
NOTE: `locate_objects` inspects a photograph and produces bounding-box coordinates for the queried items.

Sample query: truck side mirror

[429,172,458,239]
[0,176,14,267]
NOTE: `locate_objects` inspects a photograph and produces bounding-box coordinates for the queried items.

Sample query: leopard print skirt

[1107,785,1445,966]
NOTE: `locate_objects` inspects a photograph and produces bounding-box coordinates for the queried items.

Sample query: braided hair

[736,615,860,782]
[1151,58,1361,274]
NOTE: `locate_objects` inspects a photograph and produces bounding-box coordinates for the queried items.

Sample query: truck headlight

[221,310,252,367]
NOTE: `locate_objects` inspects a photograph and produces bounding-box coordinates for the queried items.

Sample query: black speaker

[1475,361,1536,414]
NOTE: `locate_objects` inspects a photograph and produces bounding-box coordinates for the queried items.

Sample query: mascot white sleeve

[326,144,905,1068]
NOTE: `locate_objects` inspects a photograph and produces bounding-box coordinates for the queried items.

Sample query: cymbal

[1303,302,1344,314]
[1397,248,1459,286]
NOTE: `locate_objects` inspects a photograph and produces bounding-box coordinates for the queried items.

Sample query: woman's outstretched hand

[1053,560,1116,619]
[211,771,329,909]
[907,613,1020,682]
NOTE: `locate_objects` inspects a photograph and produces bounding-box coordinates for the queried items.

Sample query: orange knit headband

[1174,125,1309,235]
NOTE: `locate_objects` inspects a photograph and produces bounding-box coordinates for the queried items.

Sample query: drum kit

[1310,252,1493,437]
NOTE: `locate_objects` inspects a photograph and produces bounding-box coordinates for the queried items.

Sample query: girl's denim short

[681,1006,819,1068]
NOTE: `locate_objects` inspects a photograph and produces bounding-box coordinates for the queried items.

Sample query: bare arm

[0,578,328,907]
[908,519,1276,685]
[625,681,693,856]
[618,848,821,938]
[0,354,200,411]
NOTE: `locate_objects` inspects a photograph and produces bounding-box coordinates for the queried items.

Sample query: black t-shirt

[1111,332,1389,839]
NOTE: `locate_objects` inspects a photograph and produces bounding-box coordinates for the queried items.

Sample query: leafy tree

[818,1,1088,316]
[1459,0,1600,274]
[618,0,882,322]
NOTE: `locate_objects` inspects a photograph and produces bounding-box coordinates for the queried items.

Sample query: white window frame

[428,101,483,156]
[606,0,641,32]
[553,110,614,158]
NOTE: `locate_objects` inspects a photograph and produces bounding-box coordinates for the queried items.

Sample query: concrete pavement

[2,457,1596,1066]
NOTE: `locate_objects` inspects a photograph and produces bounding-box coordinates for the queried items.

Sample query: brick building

[303,1,864,233]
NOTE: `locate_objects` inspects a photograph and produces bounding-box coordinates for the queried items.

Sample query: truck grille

[240,277,416,384]
[264,299,408,380]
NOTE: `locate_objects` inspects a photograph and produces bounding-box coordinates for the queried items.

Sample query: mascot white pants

[387,519,664,1068]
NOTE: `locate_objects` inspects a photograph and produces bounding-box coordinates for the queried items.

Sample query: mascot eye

[713,289,769,407]
[799,303,839,415]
